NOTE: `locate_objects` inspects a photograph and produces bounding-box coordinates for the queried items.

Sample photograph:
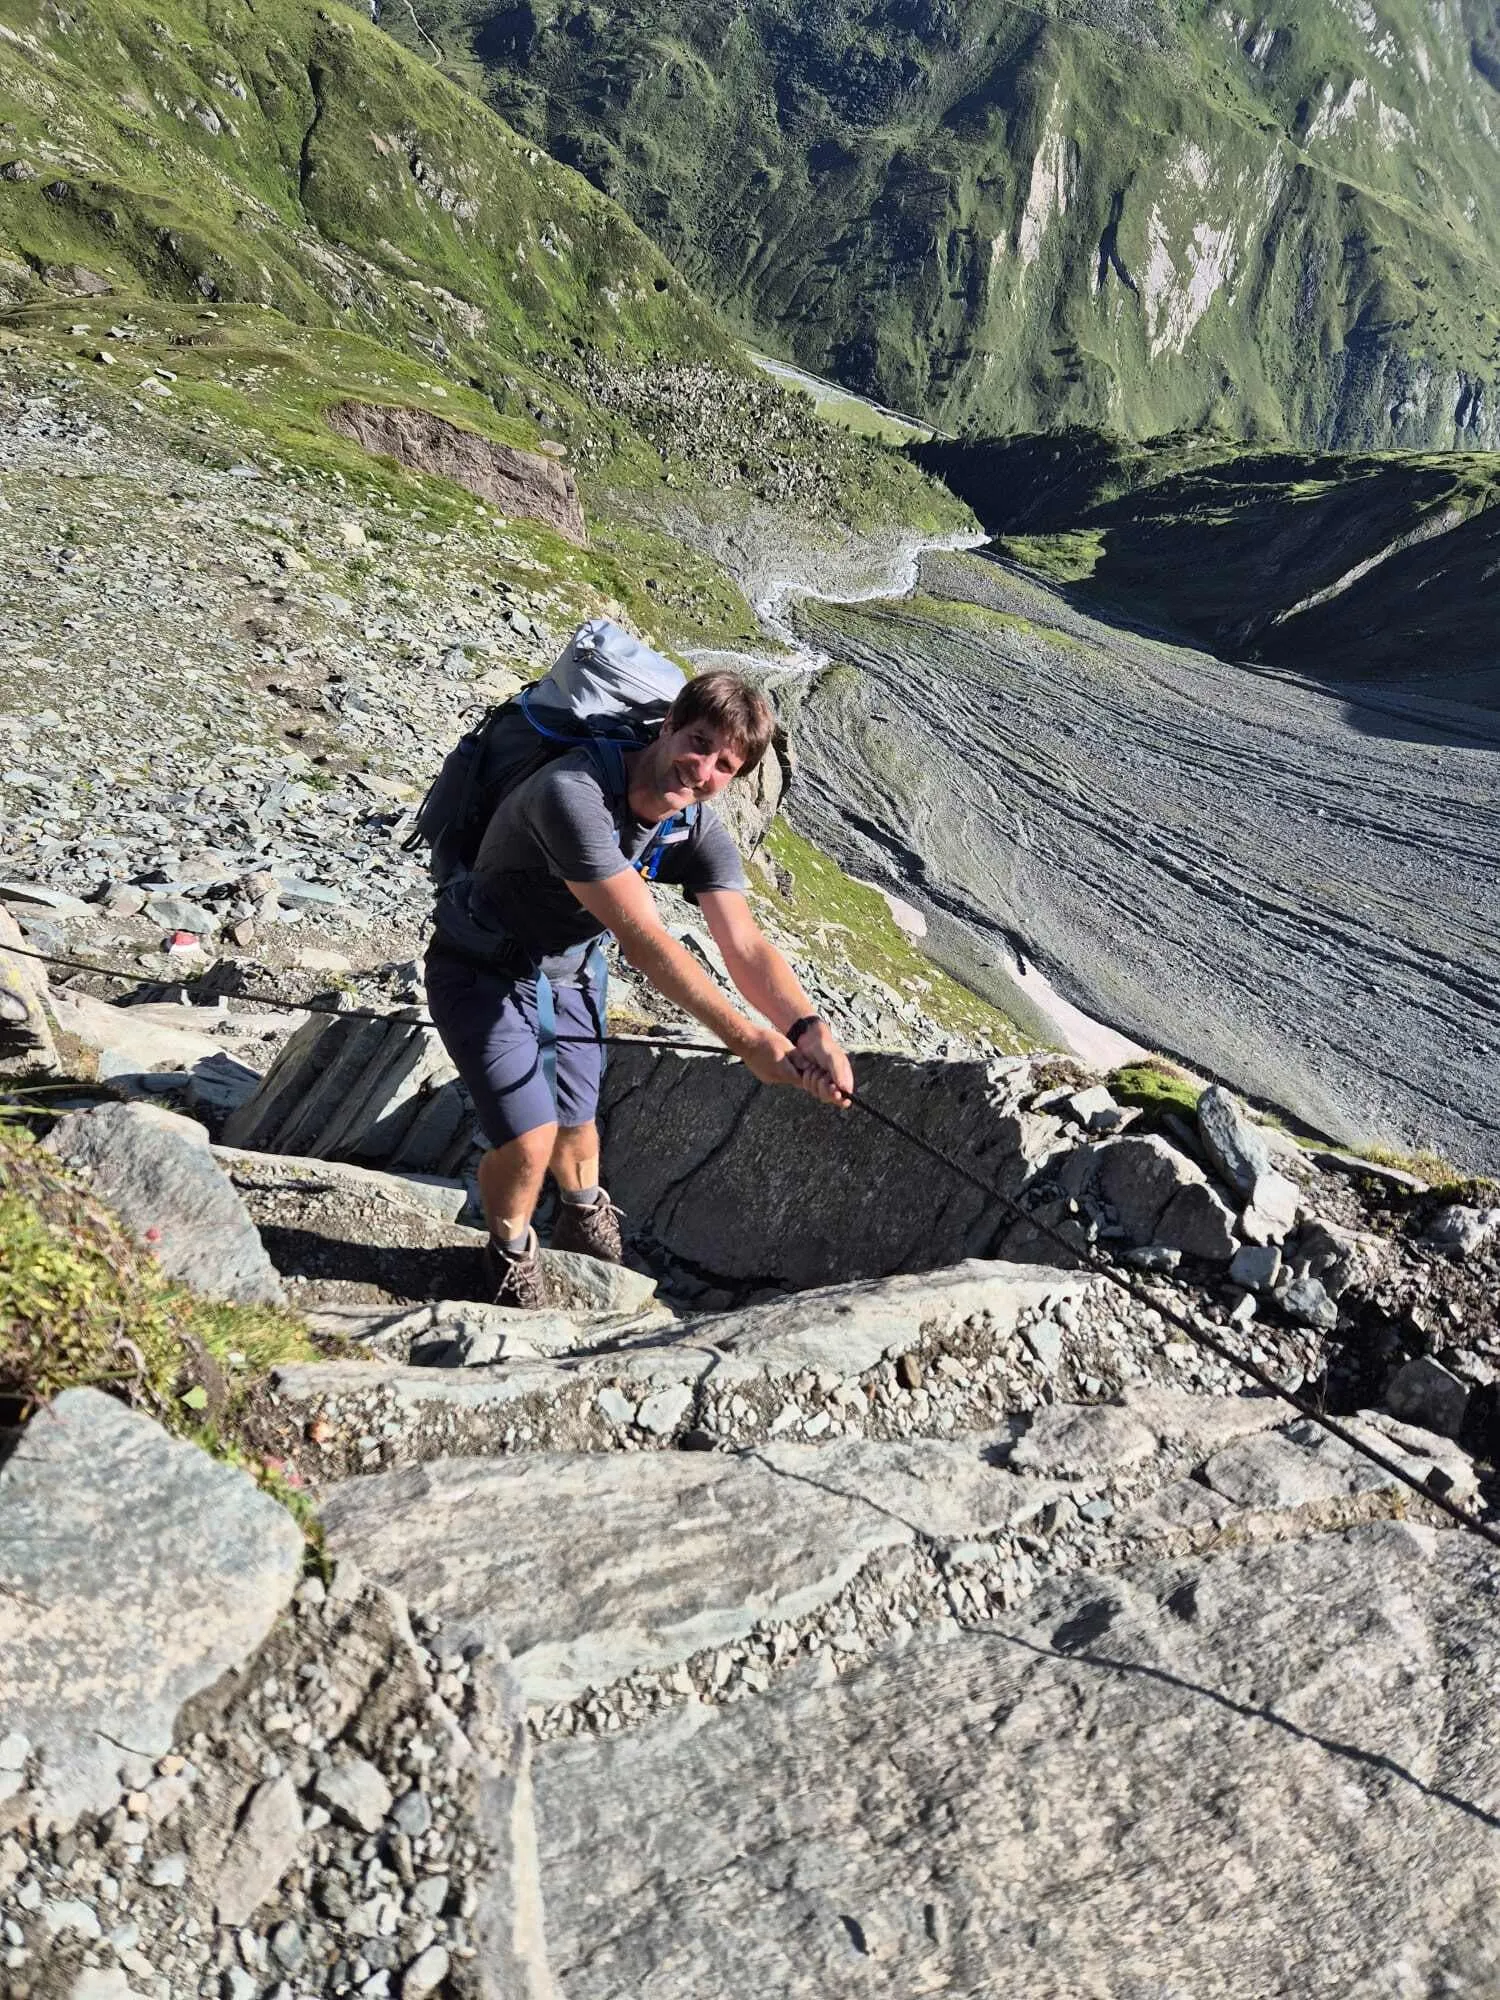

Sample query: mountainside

[917,428,1500,700]
[458,0,1500,449]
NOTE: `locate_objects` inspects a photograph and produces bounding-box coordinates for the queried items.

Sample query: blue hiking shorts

[424,946,607,1148]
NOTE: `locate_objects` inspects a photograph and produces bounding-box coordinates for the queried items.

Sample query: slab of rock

[598,1046,1047,1293]
[1240,1167,1300,1245]
[212,1144,468,1224]
[1423,1205,1500,1257]
[326,402,587,545]
[1195,1083,1271,1196]
[214,1775,303,1927]
[1092,1134,1205,1244]
[0,902,58,1071]
[696,1260,1086,1387]
[522,1523,1500,1997]
[0,1390,302,1831]
[1229,1242,1281,1291]
[44,1100,283,1305]
[1154,1181,1238,1260]
[1384,1355,1470,1439]
[320,1431,1052,1704]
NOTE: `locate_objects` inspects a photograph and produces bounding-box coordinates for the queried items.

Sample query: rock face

[0,1389,302,1831]
[598,1047,1044,1293]
[222,1012,471,1175]
[326,403,587,547]
[0,903,58,1071]
[525,1523,1500,1997]
[44,1101,284,1305]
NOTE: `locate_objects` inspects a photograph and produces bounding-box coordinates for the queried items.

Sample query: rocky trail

[789,548,1500,1178]
[6,909,1500,1995]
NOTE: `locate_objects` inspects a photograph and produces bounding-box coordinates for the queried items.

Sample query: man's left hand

[790,1019,854,1106]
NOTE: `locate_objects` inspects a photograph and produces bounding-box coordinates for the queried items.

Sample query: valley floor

[791,551,1500,1176]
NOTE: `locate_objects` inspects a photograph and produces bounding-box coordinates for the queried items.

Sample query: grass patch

[0,1115,322,1513]
[757,821,1031,1054]
[1108,1057,1203,1120]
[997,529,1106,584]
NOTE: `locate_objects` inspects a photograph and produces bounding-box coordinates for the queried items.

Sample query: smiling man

[424,670,854,1308]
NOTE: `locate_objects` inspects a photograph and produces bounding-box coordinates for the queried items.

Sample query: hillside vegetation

[455,0,1500,450]
[918,428,1500,699]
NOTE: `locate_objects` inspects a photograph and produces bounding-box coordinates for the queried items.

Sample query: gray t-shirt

[467,748,746,962]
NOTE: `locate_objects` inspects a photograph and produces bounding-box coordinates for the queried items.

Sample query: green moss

[997,529,1105,584]
[758,821,1031,1054]
[0,1117,323,1510]
[1107,1058,1203,1120]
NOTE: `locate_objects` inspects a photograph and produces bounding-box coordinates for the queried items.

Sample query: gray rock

[1066,1085,1118,1130]
[0,1391,301,1832]
[522,1524,1500,1997]
[1423,1205,1500,1258]
[635,1382,693,1437]
[1240,1169,1300,1245]
[69,1973,135,2000]
[1278,1275,1338,1331]
[1196,1084,1271,1196]
[401,1946,449,1999]
[42,1897,102,1939]
[1292,1218,1383,1301]
[540,1248,658,1318]
[1228,1243,1282,1291]
[321,1431,1054,1705]
[1008,1404,1157,1478]
[1384,1356,1470,1440]
[148,1853,187,1888]
[213,1776,303,1927]
[389,1787,432,1837]
[596,1388,637,1427]
[409,1875,449,1918]
[1154,1182,1238,1260]
[45,1101,283,1305]
[1093,1134,1205,1244]
[598,1046,1047,1293]
[313,1758,393,1834]
[143,893,217,934]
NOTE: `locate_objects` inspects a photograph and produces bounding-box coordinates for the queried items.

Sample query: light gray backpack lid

[527,617,684,726]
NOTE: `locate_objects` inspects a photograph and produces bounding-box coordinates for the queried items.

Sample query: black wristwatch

[785,1014,823,1046]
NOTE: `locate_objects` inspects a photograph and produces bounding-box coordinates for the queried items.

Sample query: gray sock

[502,1228,531,1257]
[559,1183,601,1208]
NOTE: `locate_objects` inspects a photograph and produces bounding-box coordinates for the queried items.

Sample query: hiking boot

[550,1188,624,1264]
[482,1227,547,1310]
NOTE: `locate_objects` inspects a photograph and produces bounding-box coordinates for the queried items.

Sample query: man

[425,669,854,1308]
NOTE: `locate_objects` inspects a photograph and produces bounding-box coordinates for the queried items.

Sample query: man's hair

[665,672,776,774]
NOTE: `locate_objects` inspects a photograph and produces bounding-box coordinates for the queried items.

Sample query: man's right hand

[737,1025,850,1104]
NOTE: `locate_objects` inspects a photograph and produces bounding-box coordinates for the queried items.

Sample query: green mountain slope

[916,428,1500,700]
[456,0,1500,449]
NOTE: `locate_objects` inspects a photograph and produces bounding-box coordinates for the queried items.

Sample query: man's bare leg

[478,1123,557,1244]
[549,1121,600,1195]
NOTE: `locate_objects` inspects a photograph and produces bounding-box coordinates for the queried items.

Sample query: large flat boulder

[524,1522,1500,1996]
[45,1100,283,1305]
[598,1047,1047,1293]
[320,1431,1056,1705]
[0,1390,302,1831]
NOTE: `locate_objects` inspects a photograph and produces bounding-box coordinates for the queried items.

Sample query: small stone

[70,1972,133,2000]
[1066,1085,1118,1130]
[43,1898,102,1940]
[1025,1320,1064,1371]
[1229,1244,1282,1292]
[1279,1276,1338,1332]
[361,1975,392,2000]
[1384,1355,1470,1440]
[636,1383,693,1438]
[895,1352,923,1391]
[143,893,217,934]
[269,1921,304,1971]
[312,1758,392,1834]
[221,1969,257,2000]
[0,1731,28,1770]
[1155,1183,1238,1261]
[408,1875,449,1919]
[595,1388,637,1427]
[1423,1205,1500,1258]
[401,1945,450,1998]
[1241,1170,1300,1246]
[147,1853,187,1889]
[1196,1086,1271,1197]
[388,1789,432,1838]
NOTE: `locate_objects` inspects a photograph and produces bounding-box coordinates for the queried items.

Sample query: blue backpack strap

[534,970,558,1106]
[582,940,609,1077]
[640,802,700,880]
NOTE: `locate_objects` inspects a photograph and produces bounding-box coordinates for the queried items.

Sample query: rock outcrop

[0,1389,302,1832]
[45,1101,284,1306]
[326,404,587,547]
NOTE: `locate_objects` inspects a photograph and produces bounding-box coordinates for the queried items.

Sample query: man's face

[649,715,746,813]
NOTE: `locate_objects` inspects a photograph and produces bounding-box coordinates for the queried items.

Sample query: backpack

[405,617,699,896]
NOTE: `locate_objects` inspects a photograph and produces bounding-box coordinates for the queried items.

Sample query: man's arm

[698,888,853,1104]
[565,868,840,1099]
